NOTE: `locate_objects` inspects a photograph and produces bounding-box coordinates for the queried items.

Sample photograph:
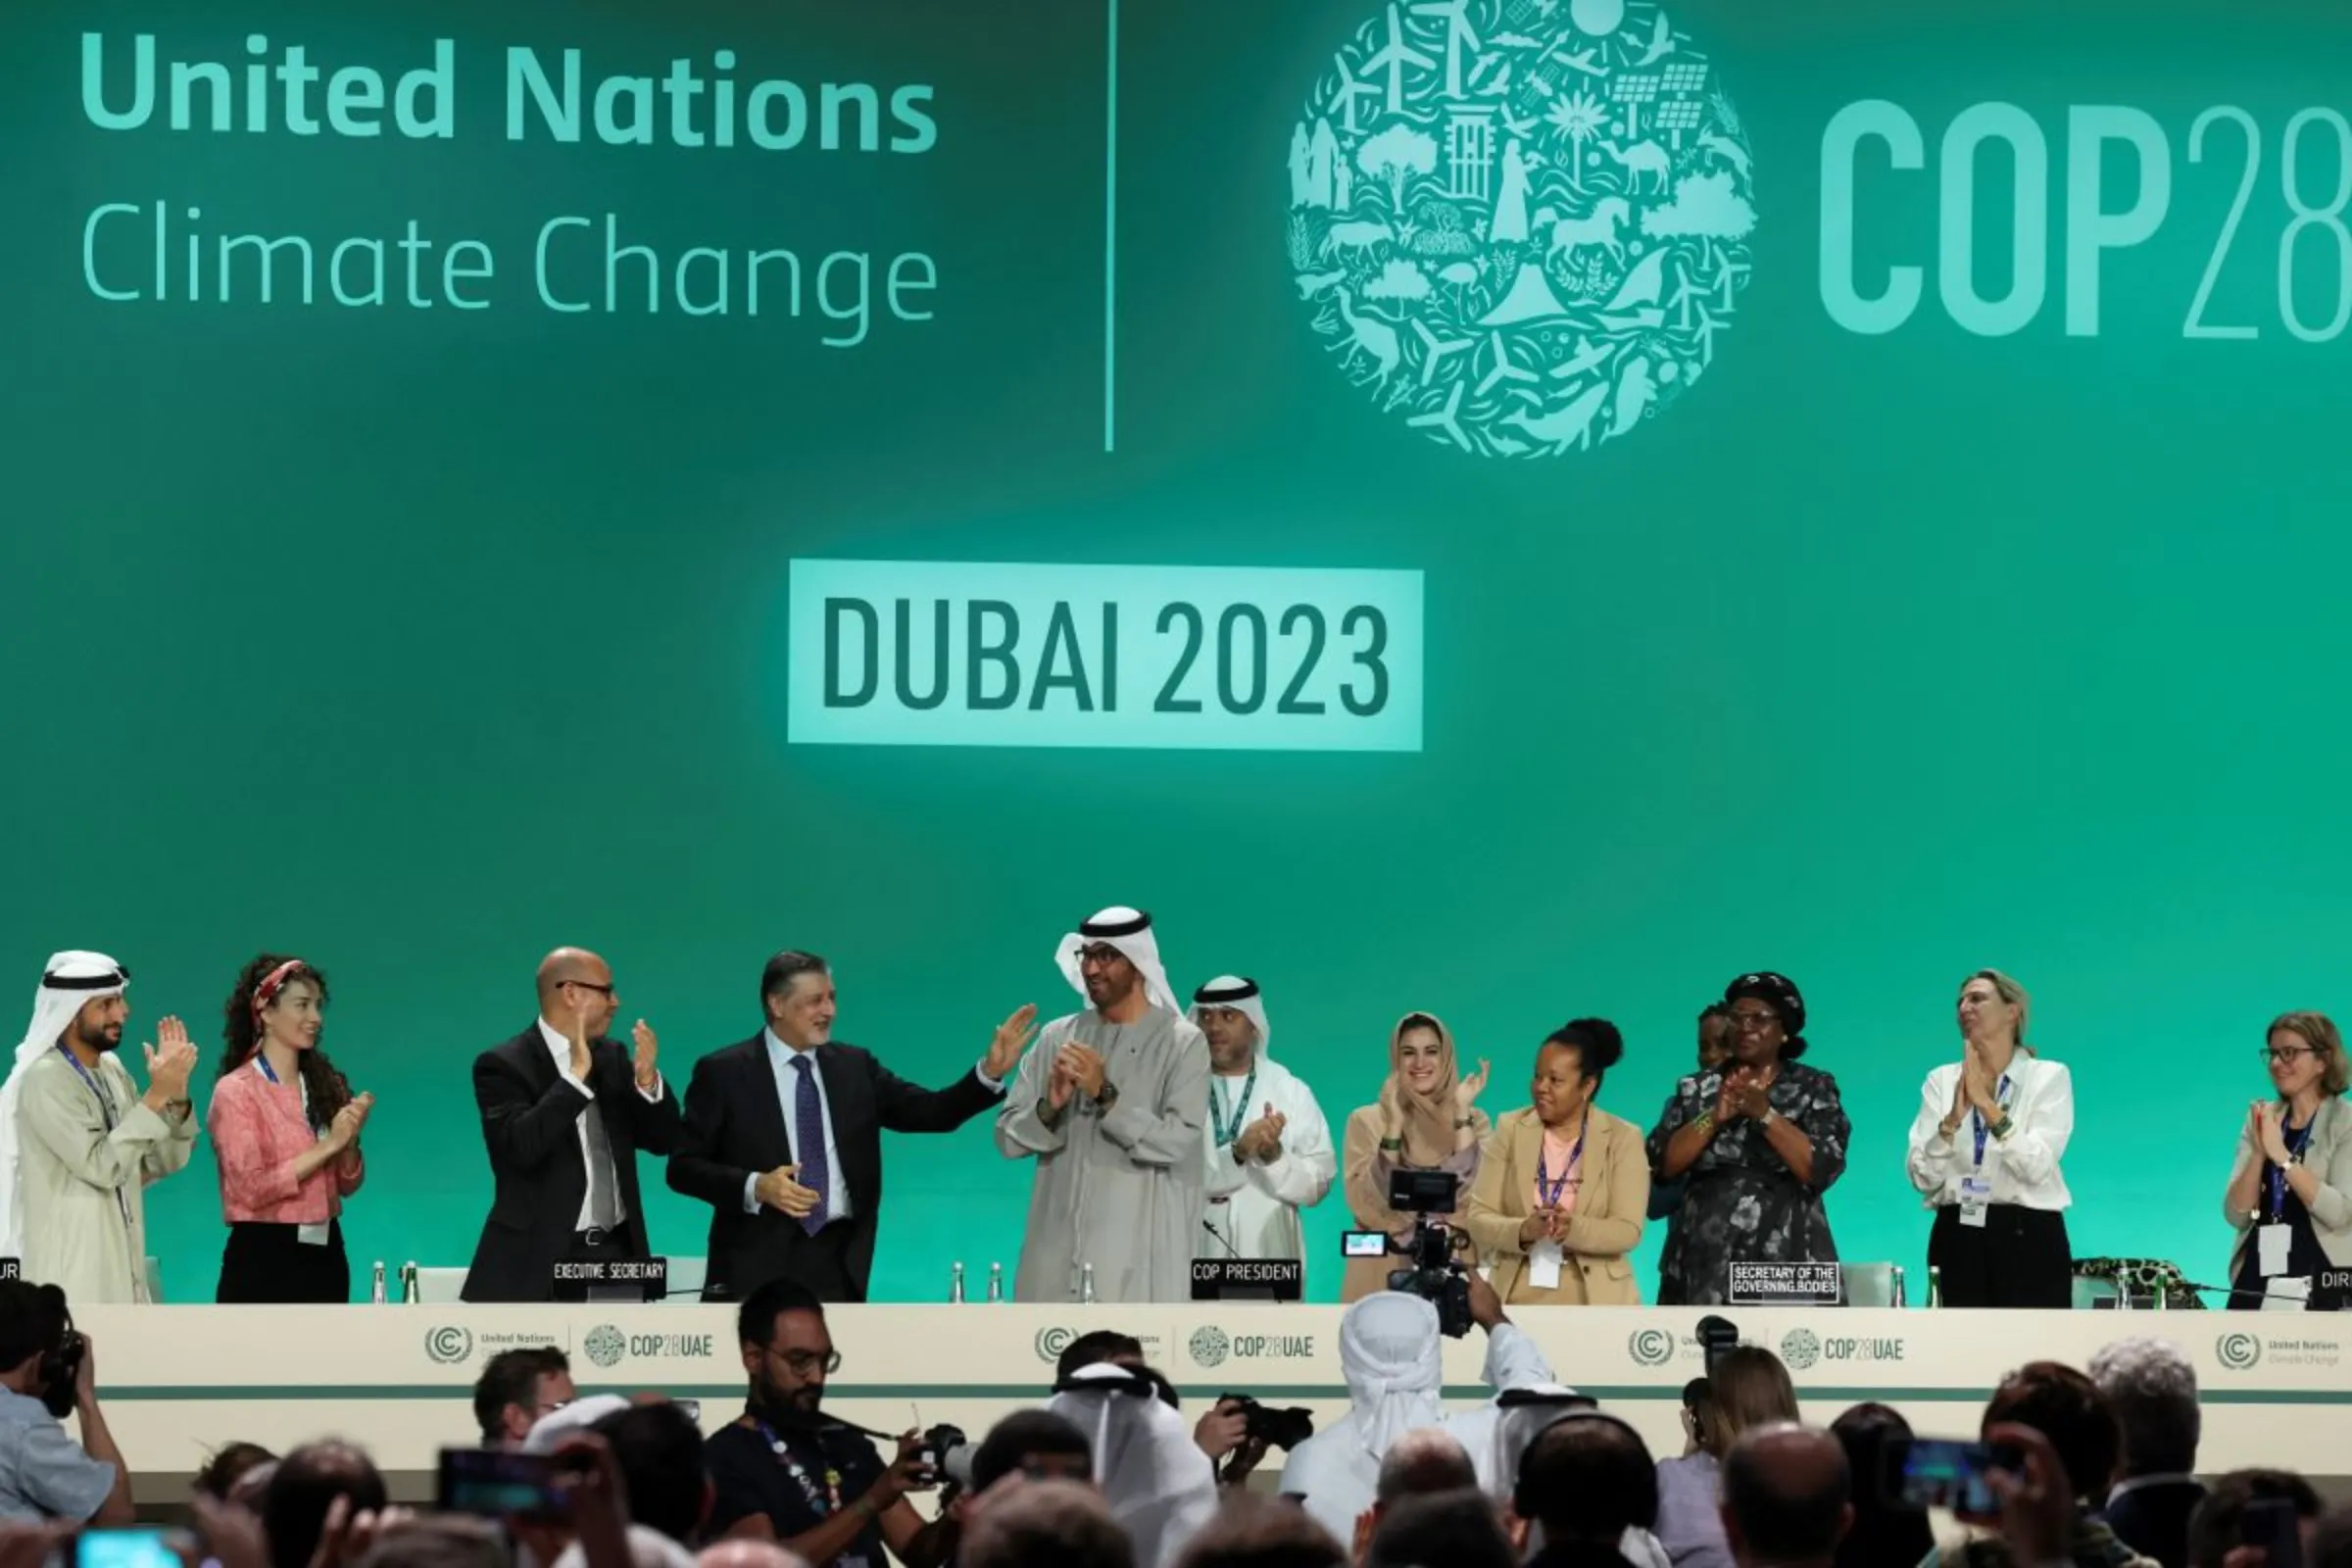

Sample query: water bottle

[1080,1262,1097,1304]
[1925,1265,1941,1309]
[401,1261,419,1303]
[986,1262,1004,1303]
[1892,1265,1908,1308]
[949,1262,966,1303]
[370,1260,387,1303]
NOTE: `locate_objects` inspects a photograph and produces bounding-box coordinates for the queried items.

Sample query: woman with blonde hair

[1338,1012,1490,1301]
[1654,1346,1800,1568]
[1904,969,2075,1308]
[2224,1009,2352,1309]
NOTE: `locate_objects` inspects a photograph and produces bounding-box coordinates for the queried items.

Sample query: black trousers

[218,1218,351,1303]
[1929,1203,2071,1308]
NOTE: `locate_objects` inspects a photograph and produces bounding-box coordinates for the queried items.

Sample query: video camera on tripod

[1381,1169,1473,1338]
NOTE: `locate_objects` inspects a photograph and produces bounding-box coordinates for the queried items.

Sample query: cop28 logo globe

[1287,0,1755,459]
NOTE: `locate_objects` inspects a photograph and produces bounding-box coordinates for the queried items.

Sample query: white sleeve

[1905,1068,1956,1198]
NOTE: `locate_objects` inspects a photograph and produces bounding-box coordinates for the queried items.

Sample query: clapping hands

[142,1017,199,1106]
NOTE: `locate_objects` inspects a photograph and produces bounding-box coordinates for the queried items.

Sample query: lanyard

[53,1047,134,1228]
[1537,1117,1586,1208]
[1970,1073,2012,1168]
[753,1418,844,1519]
[2270,1118,2316,1222]
[1209,1067,1257,1148]
[255,1054,318,1128]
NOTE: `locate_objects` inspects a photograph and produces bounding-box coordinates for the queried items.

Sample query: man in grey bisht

[998,906,1207,1303]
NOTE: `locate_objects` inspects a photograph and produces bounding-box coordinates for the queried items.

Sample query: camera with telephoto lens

[1220,1395,1315,1451]
[1383,1169,1473,1339]
[919,1423,971,1490]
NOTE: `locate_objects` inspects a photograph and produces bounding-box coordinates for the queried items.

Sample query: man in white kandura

[998,907,1208,1303]
[1189,976,1335,1270]
[0,954,199,1303]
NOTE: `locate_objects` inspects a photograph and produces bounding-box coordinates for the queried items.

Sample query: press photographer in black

[0,1281,133,1524]
[704,1279,956,1568]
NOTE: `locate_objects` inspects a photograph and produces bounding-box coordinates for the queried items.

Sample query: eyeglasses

[1078,947,1126,967]
[769,1347,843,1376]
[1728,1009,1780,1032]
[2262,1046,2316,1064]
[563,980,615,997]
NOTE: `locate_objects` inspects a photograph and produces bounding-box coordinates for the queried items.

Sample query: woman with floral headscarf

[1338,1012,1491,1301]
[1645,973,1849,1306]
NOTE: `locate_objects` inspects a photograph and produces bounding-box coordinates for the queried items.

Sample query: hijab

[1387,1010,1466,1166]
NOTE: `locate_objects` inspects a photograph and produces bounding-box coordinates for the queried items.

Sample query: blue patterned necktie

[791,1056,829,1236]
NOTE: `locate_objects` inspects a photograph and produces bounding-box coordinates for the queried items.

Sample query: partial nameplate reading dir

[788,561,1423,753]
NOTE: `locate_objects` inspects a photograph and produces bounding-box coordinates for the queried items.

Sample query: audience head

[1827,1404,1932,1568]
[2087,1337,2201,1477]
[961,1477,1135,1568]
[195,1441,277,1501]
[2185,1470,2323,1568]
[350,1518,510,1568]
[1720,1424,1851,1568]
[473,1348,575,1449]
[1367,1489,1517,1568]
[263,1442,389,1568]
[1374,1428,1478,1506]
[1056,1330,1147,1386]
[971,1409,1095,1494]
[1171,1493,1346,1568]
[1699,1347,1799,1459]
[1514,1412,1658,1544]
[737,1280,832,1416]
[0,1280,72,1398]
[1982,1361,2119,1503]
[590,1400,711,1546]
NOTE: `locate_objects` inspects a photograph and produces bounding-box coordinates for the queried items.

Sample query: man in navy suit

[667,950,1037,1302]
[462,948,683,1302]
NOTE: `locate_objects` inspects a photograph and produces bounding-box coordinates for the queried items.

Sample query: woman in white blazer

[2224,1010,2352,1308]
[1904,969,2074,1307]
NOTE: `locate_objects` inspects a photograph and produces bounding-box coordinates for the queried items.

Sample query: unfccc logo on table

[1287,0,1757,459]
[424,1326,474,1365]
[2216,1333,2262,1371]
[1627,1329,1675,1367]
[1034,1327,1077,1364]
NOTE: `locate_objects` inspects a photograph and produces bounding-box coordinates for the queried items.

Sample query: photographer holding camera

[0,1281,132,1524]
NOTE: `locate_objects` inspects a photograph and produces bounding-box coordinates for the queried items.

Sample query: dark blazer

[461,1025,684,1302]
[2101,1477,2205,1568]
[665,1034,1003,1303]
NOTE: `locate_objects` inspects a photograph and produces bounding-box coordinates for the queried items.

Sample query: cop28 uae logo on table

[1288,0,1755,459]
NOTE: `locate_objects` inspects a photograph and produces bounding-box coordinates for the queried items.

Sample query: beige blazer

[2224,1093,2352,1275]
[1464,1104,1648,1304]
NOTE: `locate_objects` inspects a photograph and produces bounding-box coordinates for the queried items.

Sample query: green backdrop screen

[5,0,2346,1303]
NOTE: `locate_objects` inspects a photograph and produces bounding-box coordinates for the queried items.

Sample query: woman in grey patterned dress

[1645,972,1850,1306]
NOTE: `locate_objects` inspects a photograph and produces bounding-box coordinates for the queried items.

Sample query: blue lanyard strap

[1536,1117,1586,1208]
[2270,1118,2316,1221]
[1970,1074,2012,1168]
[53,1047,133,1228]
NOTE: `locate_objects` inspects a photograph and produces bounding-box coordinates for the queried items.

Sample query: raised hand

[985,1004,1041,1081]
[1046,1052,1076,1110]
[757,1165,820,1217]
[144,1017,198,1104]
[1377,1077,1403,1136]
[327,1101,368,1151]
[1454,1057,1491,1110]
[566,1016,593,1084]
[2258,1102,2293,1167]
[1239,1105,1286,1162]
[631,1020,660,1091]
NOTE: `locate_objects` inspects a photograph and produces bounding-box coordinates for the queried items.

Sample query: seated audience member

[1513,1414,1661,1568]
[1049,1364,1221,1568]
[2089,1339,2205,1568]
[1367,1488,1518,1568]
[262,1443,390,1568]
[1929,1362,2156,1568]
[473,1348,577,1449]
[353,1518,512,1568]
[970,1411,1096,1494]
[1172,1493,1347,1568]
[194,1442,276,1503]
[961,1478,1135,1568]
[1657,1348,1797,1568]
[1718,1425,1850,1568]
[1056,1328,1262,1479]
[1354,1430,1479,1552]
[590,1401,713,1547]
[0,1282,132,1525]
[2183,1471,2323,1568]
[1827,1403,1933,1568]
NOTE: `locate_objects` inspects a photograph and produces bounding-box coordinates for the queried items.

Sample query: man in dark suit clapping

[667,950,1037,1302]
[462,948,683,1302]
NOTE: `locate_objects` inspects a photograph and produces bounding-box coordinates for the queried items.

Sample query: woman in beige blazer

[1466,1018,1649,1305]
[2224,1009,2352,1305]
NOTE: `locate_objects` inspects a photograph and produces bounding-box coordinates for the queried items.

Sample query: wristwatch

[1096,1079,1120,1109]
[1758,1106,1779,1129]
